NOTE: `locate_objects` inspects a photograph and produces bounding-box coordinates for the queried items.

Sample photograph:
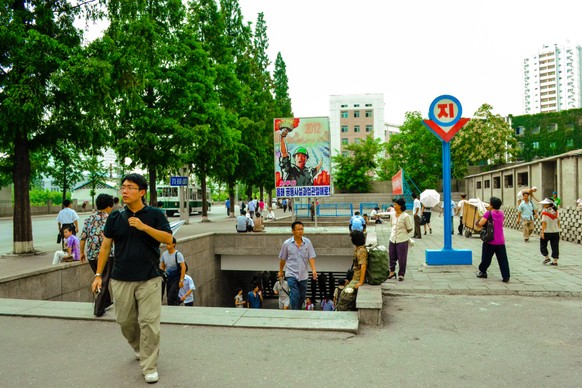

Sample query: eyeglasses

[120,185,141,191]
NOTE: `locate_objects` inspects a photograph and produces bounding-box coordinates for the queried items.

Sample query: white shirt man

[456,195,469,235]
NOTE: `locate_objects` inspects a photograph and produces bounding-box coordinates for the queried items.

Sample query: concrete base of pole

[426,249,472,265]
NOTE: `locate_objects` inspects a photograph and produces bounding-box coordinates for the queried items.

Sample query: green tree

[42,141,86,203]
[451,103,519,177]
[0,0,107,253]
[332,136,384,193]
[273,52,293,118]
[83,152,109,210]
[103,0,188,206]
[246,12,276,199]
[220,0,253,214]
[186,0,242,219]
[384,111,442,190]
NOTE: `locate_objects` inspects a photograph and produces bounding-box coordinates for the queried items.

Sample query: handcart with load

[462,198,488,238]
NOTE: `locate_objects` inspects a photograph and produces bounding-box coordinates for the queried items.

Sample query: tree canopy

[1,0,109,253]
[451,103,519,177]
[384,111,442,190]
[332,136,384,193]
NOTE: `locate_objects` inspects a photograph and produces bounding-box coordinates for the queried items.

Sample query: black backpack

[166,250,187,280]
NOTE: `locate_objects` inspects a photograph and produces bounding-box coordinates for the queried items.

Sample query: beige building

[329,94,385,157]
[464,149,582,207]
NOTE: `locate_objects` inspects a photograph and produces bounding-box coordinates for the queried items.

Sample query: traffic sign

[170,176,188,186]
[423,94,472,266]
[423,94,469,143]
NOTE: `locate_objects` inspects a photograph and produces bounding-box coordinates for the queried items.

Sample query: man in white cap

[517,186,539,207]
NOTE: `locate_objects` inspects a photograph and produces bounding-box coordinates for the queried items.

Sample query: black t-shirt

[104,206,172,281]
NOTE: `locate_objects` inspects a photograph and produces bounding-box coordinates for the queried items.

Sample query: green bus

[156,185,211,217]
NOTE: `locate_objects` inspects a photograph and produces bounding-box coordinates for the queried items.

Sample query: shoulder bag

[479,211,495,242]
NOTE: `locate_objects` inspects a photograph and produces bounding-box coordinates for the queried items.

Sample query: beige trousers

[522,220,534,240]
[111,277,162,375]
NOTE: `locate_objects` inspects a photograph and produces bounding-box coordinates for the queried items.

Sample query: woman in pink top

[476,197,510,283]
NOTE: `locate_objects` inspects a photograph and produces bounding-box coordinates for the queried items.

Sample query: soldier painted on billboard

[278,119,323,187]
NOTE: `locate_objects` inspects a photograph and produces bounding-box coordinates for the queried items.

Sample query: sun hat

[539,198,554,205]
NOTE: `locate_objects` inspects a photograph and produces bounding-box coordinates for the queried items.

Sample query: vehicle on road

[157,185,211,217]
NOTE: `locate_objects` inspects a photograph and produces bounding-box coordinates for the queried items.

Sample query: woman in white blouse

[388,198,413,281]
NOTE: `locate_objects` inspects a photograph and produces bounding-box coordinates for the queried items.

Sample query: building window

[342,151,348,157]
[341,138,348,145]
[366,125,373,133]
[340,104,347,108]
[484,180,490,189]
[354,125,360,133]
[532,141,540,149]
[354,104,360,107]
[365,103,372,107]
[517,172,528,186]
[493,177,501,189]
[566,139,574,147]
[341,126,348,133]
[476,181,482,189]
[515,126,525,136]
[354,111,360,118]
[341,111,348,118]
[354,138,361,144]
[504,175,513,188]
[365,110,373,118]
[547,123,558,132]
[532,126,540,134]
[550,141,556,148]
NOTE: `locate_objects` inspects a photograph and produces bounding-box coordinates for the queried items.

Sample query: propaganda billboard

[392,169,403,195]
[274,117,331,198]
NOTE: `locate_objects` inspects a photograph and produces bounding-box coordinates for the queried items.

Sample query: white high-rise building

[522,42,582,114]
[329,93,385,158]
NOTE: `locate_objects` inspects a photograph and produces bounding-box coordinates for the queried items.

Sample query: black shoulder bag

[479,212,495,242]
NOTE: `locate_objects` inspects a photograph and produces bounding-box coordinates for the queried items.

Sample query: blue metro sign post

[422,95,472,265]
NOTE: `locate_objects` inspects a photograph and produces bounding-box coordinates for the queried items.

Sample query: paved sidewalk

[0,206,292,279]
[374,215,582,296]
[2,210,580,295]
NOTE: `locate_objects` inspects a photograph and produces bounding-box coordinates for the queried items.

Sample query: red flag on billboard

[392,169,403,195]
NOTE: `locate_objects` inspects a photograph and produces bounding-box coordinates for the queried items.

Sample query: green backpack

[365,244,389,285]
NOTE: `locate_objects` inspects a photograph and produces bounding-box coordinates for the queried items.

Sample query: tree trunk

[13,129,35,254]
[148,168,157,206]
[201,175,209,222]
[62,164,67,204]
[260,186,264,201]
[228,182,235,218]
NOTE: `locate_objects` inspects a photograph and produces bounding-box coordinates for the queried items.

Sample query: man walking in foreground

[92,173,172,384]
[278,221,318,310]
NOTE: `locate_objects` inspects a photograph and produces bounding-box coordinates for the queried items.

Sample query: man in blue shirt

[247,198,256,218]
[349,211,366,232]
[517,192,537,242]
[278,221,318,310]
[247,284,263,308]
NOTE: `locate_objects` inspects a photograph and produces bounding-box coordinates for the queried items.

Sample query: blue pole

[442,141,452,249]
